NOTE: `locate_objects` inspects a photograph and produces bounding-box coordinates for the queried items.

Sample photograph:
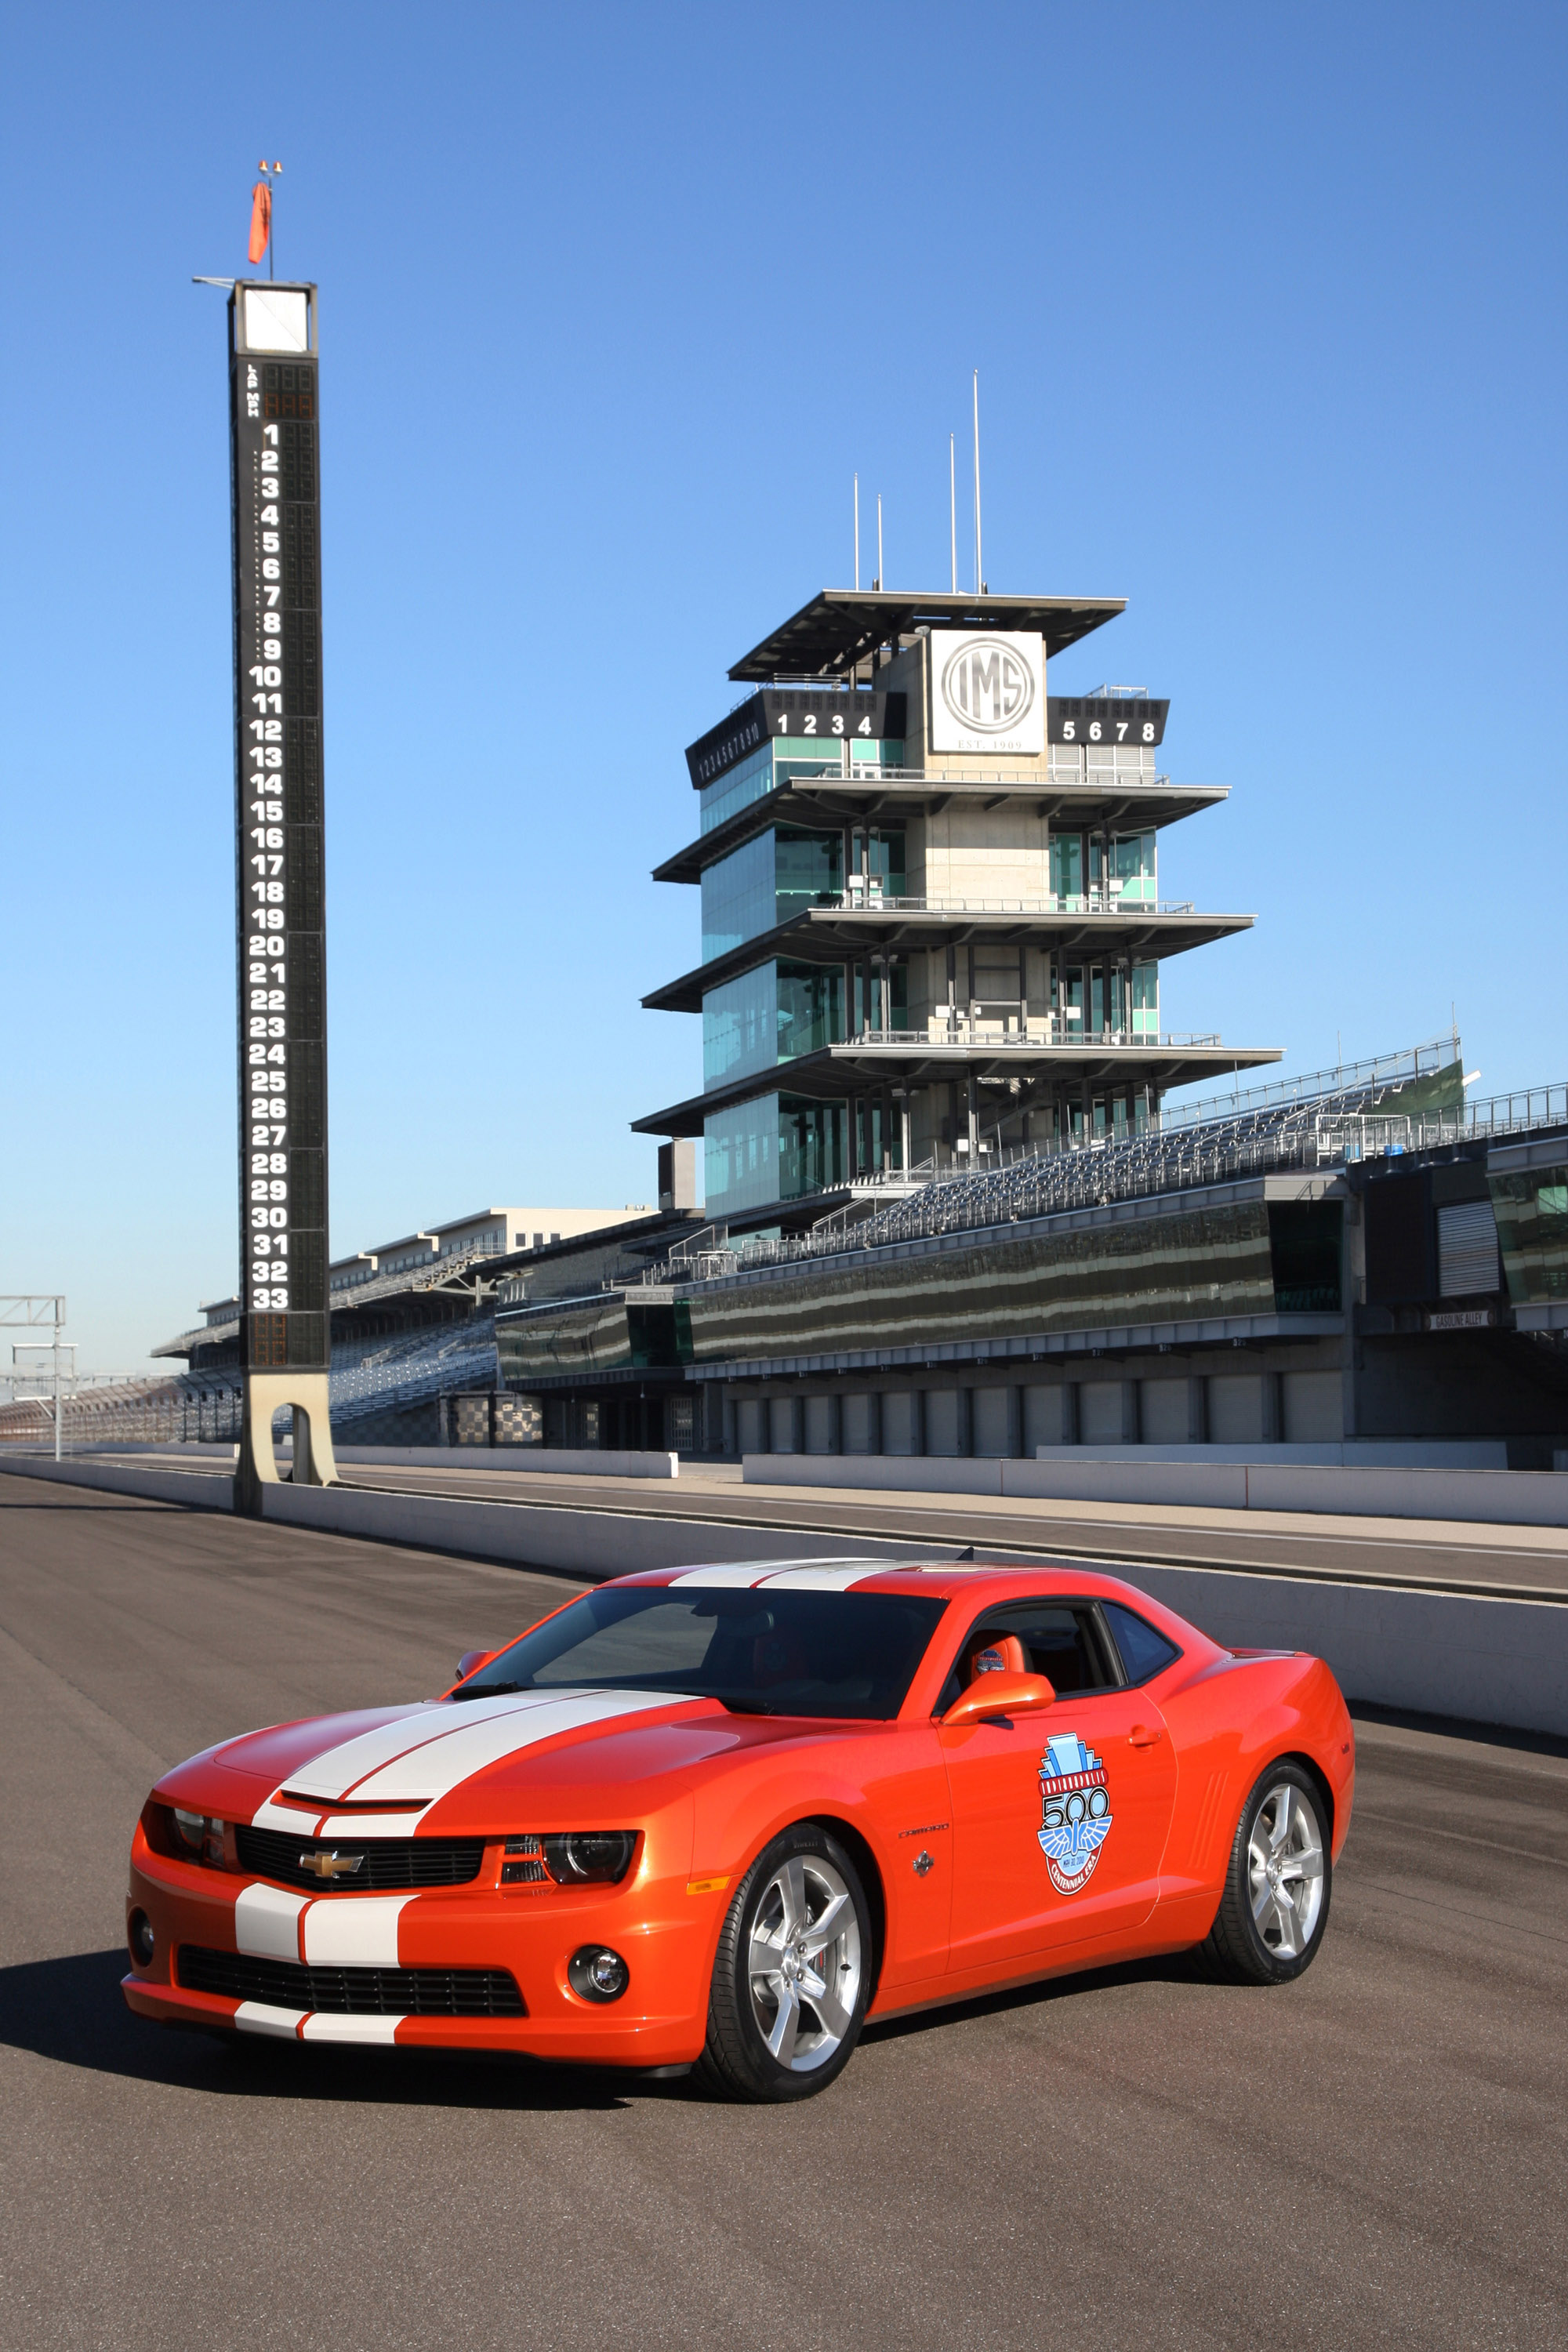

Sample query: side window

[938,1602,1121,1711]
[1101,1601,1181,1686]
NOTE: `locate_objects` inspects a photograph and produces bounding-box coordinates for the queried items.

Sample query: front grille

[177,1946,525,2018]
[235,1824,486,1892]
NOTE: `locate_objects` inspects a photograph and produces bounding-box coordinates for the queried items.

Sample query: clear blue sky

[3,2,1564,1371]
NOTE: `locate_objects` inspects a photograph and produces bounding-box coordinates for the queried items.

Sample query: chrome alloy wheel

[1247,1780,1326,1958]
[746,1853,862,2073]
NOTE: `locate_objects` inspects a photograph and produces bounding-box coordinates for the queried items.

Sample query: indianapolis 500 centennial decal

[1038,1733,1112,1894]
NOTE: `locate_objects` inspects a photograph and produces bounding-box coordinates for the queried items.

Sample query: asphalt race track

[2,1478,1564,2352]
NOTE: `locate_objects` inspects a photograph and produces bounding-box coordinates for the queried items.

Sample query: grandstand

[0,1321,505,1450]
[495,1031,1568,1466]
[0,1197,701,1454]
[644,1034,1525,1279]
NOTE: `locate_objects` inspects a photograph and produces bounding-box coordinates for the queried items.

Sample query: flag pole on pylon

[249,160,282,278]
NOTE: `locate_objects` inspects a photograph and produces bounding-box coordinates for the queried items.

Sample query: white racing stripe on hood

[283,1687,681,1808]
[252,1799,328,1834]
[281,1688,578,1802]
[316,1810,432,1839]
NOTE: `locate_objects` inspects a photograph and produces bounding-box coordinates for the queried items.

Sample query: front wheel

[698,1825,871,2103]
[1199,1762,1332,1985]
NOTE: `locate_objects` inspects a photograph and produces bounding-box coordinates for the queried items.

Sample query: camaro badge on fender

[1037,1733,1112,1895]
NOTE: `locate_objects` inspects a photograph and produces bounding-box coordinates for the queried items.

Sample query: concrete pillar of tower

[235,1372,338,1515]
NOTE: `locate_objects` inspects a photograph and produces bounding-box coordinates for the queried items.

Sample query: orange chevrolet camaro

[123,1559,1355,2102]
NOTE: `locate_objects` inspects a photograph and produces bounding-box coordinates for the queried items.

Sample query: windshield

[450,1586,948,1721]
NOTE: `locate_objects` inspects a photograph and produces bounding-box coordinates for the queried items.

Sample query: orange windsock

[248,181,271,265]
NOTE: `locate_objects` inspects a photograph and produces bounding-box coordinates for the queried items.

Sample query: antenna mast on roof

[853,473,860,592]
[949,434,956,593]
[876,494,883,591]
[972,368,983,594]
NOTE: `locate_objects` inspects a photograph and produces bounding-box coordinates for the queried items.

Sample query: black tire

[1199,1761,1333,1986]
[697,1824,873,2103]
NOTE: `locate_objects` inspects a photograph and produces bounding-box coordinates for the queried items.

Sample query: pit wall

[739,1450,1568,1529]
[2,1439,1568,1740]
[3,1452,1567,1738]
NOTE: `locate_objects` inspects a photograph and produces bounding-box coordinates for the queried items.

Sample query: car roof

[612,1559,1145,1605]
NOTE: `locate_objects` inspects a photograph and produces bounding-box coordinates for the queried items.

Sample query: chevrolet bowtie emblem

[298,1849,364,1879]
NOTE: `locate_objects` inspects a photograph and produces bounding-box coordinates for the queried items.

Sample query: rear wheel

[698,1824,871,2103]
[1200,1762,1331,1985]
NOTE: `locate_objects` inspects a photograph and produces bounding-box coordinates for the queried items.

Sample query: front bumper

[123,1835,717,2068]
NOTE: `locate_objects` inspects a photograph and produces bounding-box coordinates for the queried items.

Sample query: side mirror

[940,1671,1056,1729]
[454,1648,495,1682]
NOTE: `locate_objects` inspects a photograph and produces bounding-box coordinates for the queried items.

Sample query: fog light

[568,1944,629,2003]
[128,1909,155,1969]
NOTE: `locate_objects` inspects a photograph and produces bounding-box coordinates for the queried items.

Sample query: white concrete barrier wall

[46,1442,680,1478]
[330,1446,681,1479]
[740,1451,1568,1528]
[1083,1560,1568,1738]
[259,1479,908,1581]
[0,1455,235,1510]
[5,1455,1566,1737]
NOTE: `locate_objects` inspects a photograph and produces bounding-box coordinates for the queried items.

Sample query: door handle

[1128,1723,1162,1748]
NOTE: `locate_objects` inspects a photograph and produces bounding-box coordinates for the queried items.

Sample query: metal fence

[0,1319,504,1451]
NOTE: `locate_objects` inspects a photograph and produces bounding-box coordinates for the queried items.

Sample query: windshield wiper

[448,1679,528,1703]
[719,1697,778,1715]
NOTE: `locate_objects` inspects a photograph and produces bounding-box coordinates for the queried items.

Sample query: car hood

[157,1689,866,1832]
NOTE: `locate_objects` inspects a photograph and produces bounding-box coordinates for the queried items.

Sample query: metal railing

[0,1318,509,1450]
[325,1236,510,1311]
[815,764,1188,792]
[1157,1032,1463,1132]
[822,891,1196,916]
[0,1375,246,1449]
[837,1024,1221,1050]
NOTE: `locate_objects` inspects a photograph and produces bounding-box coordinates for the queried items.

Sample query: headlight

[171,1809,225,1865]
[501,1832,636,1886]
[546,1832,637,1885]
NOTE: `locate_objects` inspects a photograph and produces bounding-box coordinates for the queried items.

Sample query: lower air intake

[178,1946,525,2017]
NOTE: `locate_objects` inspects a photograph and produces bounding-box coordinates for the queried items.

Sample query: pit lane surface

[2,1481,1563,2352]
[331,1454,1568,1601]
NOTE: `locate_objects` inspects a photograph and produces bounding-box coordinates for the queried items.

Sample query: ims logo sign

[929,629,1044,754]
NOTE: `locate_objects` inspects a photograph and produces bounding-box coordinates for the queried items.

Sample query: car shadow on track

[2,1947,1212,2111]
[859,1950,1203,2049]
[0,1950,657,2112]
